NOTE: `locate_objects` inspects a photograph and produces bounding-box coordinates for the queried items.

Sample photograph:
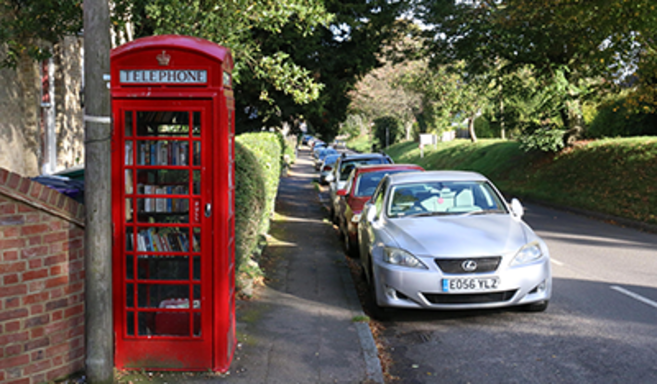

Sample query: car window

[339,157,390,181]
[387,181,508,217]
[354,170,418,197]
[373,179,388,218]
[344,169,356,194]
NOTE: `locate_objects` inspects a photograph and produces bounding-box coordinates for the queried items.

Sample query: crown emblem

[156,50,171,66]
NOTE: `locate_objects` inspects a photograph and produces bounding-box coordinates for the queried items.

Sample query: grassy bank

[384,137,657,225]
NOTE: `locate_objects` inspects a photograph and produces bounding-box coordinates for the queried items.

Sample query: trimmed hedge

[234,132,283,293]
[234,141,267,279]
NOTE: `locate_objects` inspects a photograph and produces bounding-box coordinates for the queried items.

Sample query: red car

[336,164,424,257]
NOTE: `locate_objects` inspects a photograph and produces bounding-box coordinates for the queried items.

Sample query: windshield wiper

[400,211,451,218]
[459,209,506,216]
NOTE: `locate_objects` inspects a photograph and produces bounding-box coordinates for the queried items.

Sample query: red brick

[25,314,50,328]
[0,307,28,322]
[2,222,22,235]
[0,353,29,369]
[48,191,59,205]
[27,279,46,293]
[24,337,50,352]
[45,298,69,312]
[0,331,29,346]
[0,261,26,274]
[45,275,69,289]
[6,378,30,384]
[0,283,27,298]
[6,344,22,356]
[21,245,48,259]
[51,310,64,321]
[5,297,20,308]
[0,203,17,215]
[18,178,31,194]
[23,358,52,374]
[22,268,49,282]
[30,304,44,315]
[28,258,42,269]
[31,349,45,361]
[7,173,21,189]
[50,331,67,345]
[23,291,50,305]
[0,168,9,183]
[4,274,19,284]
[69,238,84,251]
[29,182,44,199]
[50,288,64,299]
[44,231,68,244]
[0,237,25,250]
[31,327,45,339]
[44,253,67,267]
[46,342,72,358]
[20,224,49,236]
[64,304,83,318]
[3,250,19,261]
[5,321,20,332]
[46,364,77,382]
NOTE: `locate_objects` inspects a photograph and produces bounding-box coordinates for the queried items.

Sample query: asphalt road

[369,203,657,384]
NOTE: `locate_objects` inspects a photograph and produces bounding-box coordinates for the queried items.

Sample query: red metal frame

[110,35,235,372]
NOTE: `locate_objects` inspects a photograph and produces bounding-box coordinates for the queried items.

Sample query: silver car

[358,171,551,316]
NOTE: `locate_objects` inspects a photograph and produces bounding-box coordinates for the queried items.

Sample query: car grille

[434,257,501,274]
[423,290,517,304]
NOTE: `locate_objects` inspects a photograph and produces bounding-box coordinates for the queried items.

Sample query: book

[144,185,154,212]
[155,187,166,212]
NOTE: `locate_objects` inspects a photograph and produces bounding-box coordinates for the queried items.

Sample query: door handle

[205,203,212,217]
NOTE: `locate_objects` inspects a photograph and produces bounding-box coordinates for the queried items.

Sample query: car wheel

[367,261,392,320]
[343,227,358,258]
[523,300,549,312]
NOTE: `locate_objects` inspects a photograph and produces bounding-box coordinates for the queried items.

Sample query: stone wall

[0,168,85,384]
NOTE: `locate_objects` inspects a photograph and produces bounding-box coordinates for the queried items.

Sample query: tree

[0,0,82,68]
[416,0,657,142]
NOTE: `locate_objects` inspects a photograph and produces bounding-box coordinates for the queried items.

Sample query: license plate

[442,277,500,293]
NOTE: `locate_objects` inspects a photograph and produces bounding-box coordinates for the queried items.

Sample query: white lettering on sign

[119,70,208,84]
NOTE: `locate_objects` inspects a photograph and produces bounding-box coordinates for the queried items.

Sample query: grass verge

[385,137,657,225]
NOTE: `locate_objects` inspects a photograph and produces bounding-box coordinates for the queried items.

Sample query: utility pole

[83,0,113,383]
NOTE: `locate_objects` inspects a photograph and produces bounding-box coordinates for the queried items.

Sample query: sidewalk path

[226,147,383,383]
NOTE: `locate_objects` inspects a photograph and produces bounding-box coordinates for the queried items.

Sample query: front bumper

[372,257,552,310]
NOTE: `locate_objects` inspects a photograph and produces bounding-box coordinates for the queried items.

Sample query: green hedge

[234,141,267,279]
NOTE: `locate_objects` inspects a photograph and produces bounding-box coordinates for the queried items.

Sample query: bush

[587,98,657,138]
[519,128,566,153]
[373,116,403,149]
[234,141,266,282]
[236,132,282,234]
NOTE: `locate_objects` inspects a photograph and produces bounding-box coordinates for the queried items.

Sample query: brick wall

[0,168,86,384]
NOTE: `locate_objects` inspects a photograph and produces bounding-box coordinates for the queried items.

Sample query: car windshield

[354,170,417,197]
[323,154,340,166]
[339,158,390,181]
[387,180,508,218]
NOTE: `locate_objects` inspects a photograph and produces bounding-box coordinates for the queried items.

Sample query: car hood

[385,214,530,257]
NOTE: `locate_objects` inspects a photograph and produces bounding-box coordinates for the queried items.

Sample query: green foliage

[346,134,373,153]
[385,137,657,225]
[0,0,83,68]
[234,141,267,275]
[236,132,282,235]
[373,116,403,149]
[519,129,566,153]
[587,99,657,139]
[340,114,368,139]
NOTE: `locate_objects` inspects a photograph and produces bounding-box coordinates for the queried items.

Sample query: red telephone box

[110,35,236,372]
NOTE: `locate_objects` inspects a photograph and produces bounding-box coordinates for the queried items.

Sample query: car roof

[386,170,489,184]
[341,153,388,160]
[354,164,423,175]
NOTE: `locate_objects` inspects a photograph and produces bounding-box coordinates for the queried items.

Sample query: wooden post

[83,0,113,382]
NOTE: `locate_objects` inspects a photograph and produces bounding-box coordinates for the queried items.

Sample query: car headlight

[384,247,427,269]
[510,242,544,266]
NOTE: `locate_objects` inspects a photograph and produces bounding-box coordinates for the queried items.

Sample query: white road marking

[610,285,657,310]
[550,258,564,266]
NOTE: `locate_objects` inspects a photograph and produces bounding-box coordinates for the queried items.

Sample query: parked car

[336,164,424,257]
[314,147,339,170]
[358,170,551,317]
[326,153,393,223]
[319,154,341,185]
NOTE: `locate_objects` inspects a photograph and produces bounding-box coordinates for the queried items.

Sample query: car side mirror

[510,198,524,219]
[365,203,378,222]
[337,189,347,197]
